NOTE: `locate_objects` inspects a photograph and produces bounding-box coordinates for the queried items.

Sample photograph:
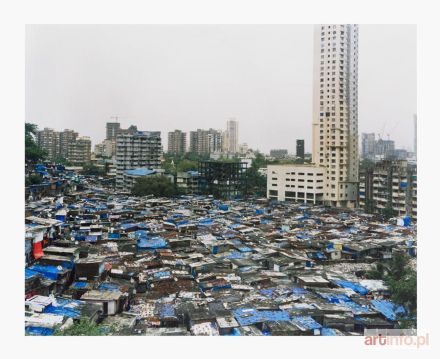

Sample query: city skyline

[26,24,416,153]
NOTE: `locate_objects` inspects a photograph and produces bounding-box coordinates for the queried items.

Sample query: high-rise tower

[312,24,359,207]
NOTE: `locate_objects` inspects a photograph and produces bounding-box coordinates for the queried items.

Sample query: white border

[1,0,438,358]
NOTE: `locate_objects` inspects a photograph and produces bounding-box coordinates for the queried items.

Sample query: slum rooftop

[25,180,416,336]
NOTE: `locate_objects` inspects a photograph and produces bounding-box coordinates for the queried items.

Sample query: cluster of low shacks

[25,173,416,336]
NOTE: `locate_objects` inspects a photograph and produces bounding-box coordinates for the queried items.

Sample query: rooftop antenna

[110,116,119,123]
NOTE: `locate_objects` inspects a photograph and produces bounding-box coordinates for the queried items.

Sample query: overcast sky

[25,24,416,153]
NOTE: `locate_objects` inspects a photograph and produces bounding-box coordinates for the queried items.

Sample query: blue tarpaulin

[224,251,245,259]
[333,280,369,295]
[291,316,322,331]
[321,327,338,336]
[317,292,351,304]
[27,265,64,280]
[43,298,82,318]
[98,282,120,292]
[292,287,309,296]
[71,281,88,289]
[137,236,167,250]
[198,218,214,226]
[158,304,176,318]
[25,268,40,280]
[25,326,54,336]
[233,308,290,326]
[370,300,406,321]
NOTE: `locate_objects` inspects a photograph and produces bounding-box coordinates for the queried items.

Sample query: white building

[223,118,239,154]
[312,24,359,207]
[94,139,116,158]
[267,164,326,205]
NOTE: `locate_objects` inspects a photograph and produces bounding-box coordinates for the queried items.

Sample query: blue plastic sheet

[27,265,64,280]
[321,327,338,336]
[26,326,54,336]
[98,282,121,292]
[333,280,369,295]
[233,308,290,326]
[370,300,406,321]
[137,236,167,250]
[291,316,322,330]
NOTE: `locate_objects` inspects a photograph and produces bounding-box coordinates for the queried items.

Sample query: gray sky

[26,24,416,153]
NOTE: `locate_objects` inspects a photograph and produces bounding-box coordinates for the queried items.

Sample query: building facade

[37,128,60,160]
[223,119,239,154]
[176,171,199,194]
[270,149,288,159]
[361,133,376,159]
[296,139,305,160]
[359,160,417,220]
[106,122,121,141]
[115,131,162,190]
[189,129,222,156]
[198,161,247,199]
[67,136,91,165]
[59,129,78,158]
[167,130,187,155]
[94,139,116,158]
[267,165,325,205]
[312,24,359,207]
[37,128,79,161]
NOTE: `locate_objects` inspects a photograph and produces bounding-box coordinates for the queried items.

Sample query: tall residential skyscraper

[224,118,239,153]
[312,24,359,208]
[167,130,187,155]
[296,139,305,159]
[115,131,162,190]
[106,122,121,140]
[37,128,60,160]
[361,133,376,159]
[67,136,91,165]
[189,129,222,156]
[59,129,78,158]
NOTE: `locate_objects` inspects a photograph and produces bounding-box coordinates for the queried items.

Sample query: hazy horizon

[26,24,416,154]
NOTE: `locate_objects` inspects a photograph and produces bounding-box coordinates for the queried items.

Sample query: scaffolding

[198,161,248,200]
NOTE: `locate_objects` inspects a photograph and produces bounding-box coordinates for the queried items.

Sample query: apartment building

[359,160,417,220]
[167,130,187,155]
[312,24,359,207]
[267,164,326,205]
[115,131,162,190]
[189,129,222,156]
[37,128,60,160]
[67,136,91,165]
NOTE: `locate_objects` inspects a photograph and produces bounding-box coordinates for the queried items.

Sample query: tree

[25,123,47,163]
[25,174,43,186]
[382,204,395,219]
[54,319,109,336]
[364,198,376,214]
[246,165,267,197]
[176,159,198,173]
[366,253,417,326]
[81,164,106,176]
[366,262,385,280]
[132,175,177,197]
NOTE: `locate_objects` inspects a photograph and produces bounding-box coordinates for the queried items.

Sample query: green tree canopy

[366,252,416,326]
[25,123,47,163]
[53,319,108,336]
[132,175,177,197]
[81,164,106,176]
